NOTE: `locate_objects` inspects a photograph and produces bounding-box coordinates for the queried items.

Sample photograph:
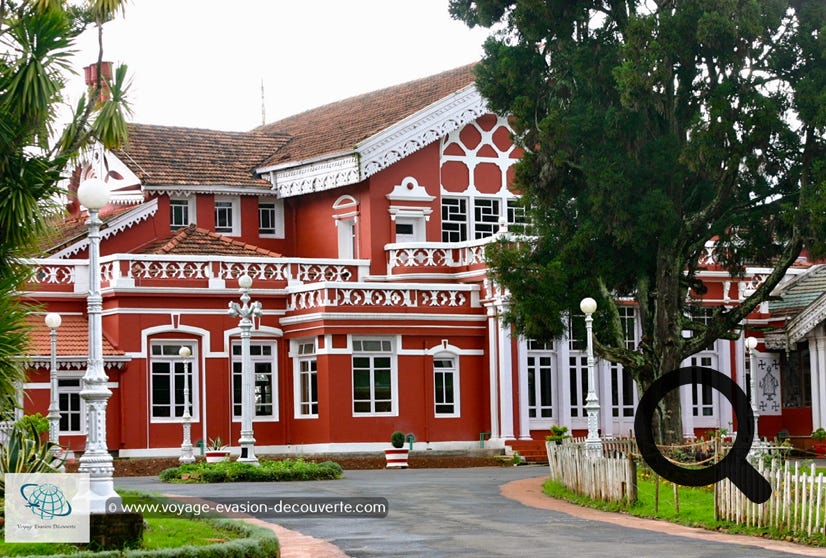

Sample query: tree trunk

[651,244,688,444]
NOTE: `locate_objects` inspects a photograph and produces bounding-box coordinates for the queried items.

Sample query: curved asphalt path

[116,466,824,557]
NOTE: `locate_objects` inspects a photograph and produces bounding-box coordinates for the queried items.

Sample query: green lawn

[543,467,826,546]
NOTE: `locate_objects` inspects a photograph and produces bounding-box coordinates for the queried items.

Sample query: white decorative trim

[264,86,488,198]
[143,184,273,196]
[387,177,436,202]
[52,198,158,259]
[360,86,487,177]
[26,357,129,370]
[781,294,826,347]
[267,155,360,198]
[279,311,487,326]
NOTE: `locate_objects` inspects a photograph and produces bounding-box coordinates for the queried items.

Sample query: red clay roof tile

[25,314,123,357]
[138,224,281,257]
[113,125,291,187]
[256,64,477,168]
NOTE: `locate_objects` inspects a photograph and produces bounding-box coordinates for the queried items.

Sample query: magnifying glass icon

[633,366,771,504]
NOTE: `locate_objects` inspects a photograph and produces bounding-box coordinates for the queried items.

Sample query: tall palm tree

[0,0,131,415]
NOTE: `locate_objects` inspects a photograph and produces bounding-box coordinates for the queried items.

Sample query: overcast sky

[71,1,489,131]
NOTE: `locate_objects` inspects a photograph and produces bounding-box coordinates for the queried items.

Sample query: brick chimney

[84,61,113,103]
[67,167,81,218]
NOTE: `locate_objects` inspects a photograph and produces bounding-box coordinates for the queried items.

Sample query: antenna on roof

[260,77,266,126]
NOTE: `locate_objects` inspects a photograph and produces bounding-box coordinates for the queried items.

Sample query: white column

[811,326,826,429]
[516,338,532,439]
[486,306,500,439]
[497,313,514,440]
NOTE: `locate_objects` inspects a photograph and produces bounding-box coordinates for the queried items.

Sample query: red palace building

[18,65,826,458]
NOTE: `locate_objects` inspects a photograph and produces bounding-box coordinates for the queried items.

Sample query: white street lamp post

[745,336,763,453]
[76,178,120,513]
[45,313,64,471]
[45,313,62,445]
[178,346,196,464]
[228,274,262,464]
[580,297,602,457]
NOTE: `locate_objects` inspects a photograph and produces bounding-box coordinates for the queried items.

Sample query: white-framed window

[294,341,318,418]
[568,353,589,419]
[58,378,84,434]
[169,197,194,230]
[232,341,277,420]
[527,339,554,419]
[441,197,468,242]
[688,354,716,419]
[352,338,396,416]
[150,342,197,421]
[258,198,285,238]
[506,198,528,233]
[394,217,426,243]
[433,355,460,417]
[214,196,240,236]
[473,198,501,238]
[441,195,522,241]
[619,306,637,349]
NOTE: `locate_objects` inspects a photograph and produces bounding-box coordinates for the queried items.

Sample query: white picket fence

[717,459,826,536]
[546,438,637,503]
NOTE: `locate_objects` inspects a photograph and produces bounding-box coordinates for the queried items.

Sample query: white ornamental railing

[288,283,478,311]
[24,255,369,292]
[385,238,491,275]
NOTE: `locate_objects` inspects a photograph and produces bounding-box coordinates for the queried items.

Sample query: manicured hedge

[160,458,343,483]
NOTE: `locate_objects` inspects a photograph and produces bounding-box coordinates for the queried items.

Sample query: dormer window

[169,197,194,230]
[214,196,240,236]
[258,198,284,238]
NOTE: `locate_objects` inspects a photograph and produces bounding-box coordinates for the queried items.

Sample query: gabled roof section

[256,64,486,198]
[765,265,826,348]
[113,124,291,194]
[138,224,281,257]
[39,199,158,258]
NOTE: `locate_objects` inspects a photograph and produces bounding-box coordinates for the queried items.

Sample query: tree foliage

[0,0,130,414]
[451,0,826,440]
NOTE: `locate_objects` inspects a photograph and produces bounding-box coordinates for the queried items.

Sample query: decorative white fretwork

[288,285,474,311]
[266,87,487,198]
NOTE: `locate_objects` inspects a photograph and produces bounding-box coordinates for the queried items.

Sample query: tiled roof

[769,265,826,319]
[256,64,477,168]
[138,224,281,257]
[25,314,123,358]
[112,124,291,187]
[37,204,144,257]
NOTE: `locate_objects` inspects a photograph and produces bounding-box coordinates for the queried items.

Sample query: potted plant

[205,437,230,463]
[384,430,409,468]
[812,428,826,457]
[546,425,570,445]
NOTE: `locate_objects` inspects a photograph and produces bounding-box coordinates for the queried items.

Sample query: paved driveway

[117,466,818,557]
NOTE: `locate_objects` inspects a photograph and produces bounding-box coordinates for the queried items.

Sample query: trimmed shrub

[161,458,343,483]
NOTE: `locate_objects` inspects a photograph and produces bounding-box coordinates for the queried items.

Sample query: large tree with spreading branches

[450,0,826,441]
[0,0,131,415]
